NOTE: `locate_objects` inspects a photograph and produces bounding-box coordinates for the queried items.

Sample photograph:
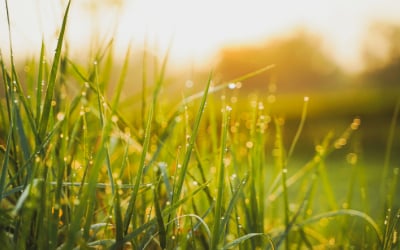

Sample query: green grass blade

[154,178,167,249]
[222,233,273,250]
[111,181,209,250]
[287,96,309,161]
[173,71,212,204]
[114,186,124,247]
[219,174,249,236]
[211,105,231,250]
[35,40,46,126]
[381,98,400,206]
[274,118,290,249]
[296,209,383,246]
[123,96,153,235]
[39,0,71,138]
[0,129,13,200]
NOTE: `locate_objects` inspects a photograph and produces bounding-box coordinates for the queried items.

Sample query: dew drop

[228,82,236,89]
[185,80,194,88]
[57,112,65,121]
[111,115,118,123]
[245,141,253,149]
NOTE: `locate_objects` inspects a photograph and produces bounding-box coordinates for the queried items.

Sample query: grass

[1,1,400,249]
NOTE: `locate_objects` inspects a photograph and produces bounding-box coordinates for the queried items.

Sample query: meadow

[1,1,399,249]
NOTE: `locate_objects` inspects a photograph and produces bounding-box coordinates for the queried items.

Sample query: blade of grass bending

[211,105,231,250]
[287,96,309,161]
[222,233,274,250]
[39,0,71,138]
[173,72,212,207]
[296,209,383,246]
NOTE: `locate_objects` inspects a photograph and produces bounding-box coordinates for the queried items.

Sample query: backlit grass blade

[274,117,290,249]
[39,0,71,138]
[154,178,167,249]
[296,209,383,246]
[381,98,400,206]
[112,181,209,250]
[64,113,114,249]
[222,233,273,250]
[123,41,171,235]
[220,174,249,237]
[114,186,124,248]
[123,85,154,235]
[35,40,46,126]
[0,128,12,200]
[211,105,231,250]
[287,96,309,161]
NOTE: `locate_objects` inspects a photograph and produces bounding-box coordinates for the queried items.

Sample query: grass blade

[211,105,231,249]
[39,0,71,138]
[173,71,212,204]
[222,233,272,250]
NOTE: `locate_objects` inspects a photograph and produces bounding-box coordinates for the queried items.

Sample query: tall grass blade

[274,118,290,249]
[123,85,154,235]
[211,105,231,250]
[39,0,71,138]
[0,129,13,200]
[173,72,212,204]
[381,98,400,207]
[220,174,249,236]
[114,186,124,249]
[287,96,309,161]
[112,181,209,249]
[35,40,46,126]
[154,178,167,249]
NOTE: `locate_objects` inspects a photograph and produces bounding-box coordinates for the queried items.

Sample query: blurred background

[1,0,400,163]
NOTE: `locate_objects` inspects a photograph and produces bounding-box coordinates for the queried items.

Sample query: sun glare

[1,0,400,71]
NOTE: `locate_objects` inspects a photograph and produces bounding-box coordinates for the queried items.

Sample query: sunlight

[1,0,400,71]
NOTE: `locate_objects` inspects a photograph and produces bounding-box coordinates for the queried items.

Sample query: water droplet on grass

[111,115,118,123]
[228,82,236,89]
[57,112,65,121]
[185,80,194,88]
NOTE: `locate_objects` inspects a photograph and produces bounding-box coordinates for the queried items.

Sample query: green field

[1,2,399,249]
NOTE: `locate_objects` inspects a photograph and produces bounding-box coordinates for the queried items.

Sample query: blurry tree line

[217,23,400,94]
[215,23,400,155]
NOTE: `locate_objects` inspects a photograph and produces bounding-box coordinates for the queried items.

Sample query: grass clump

[1,2,399,249]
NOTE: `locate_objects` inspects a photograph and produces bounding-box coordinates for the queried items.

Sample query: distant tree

[216,29,342,93]
[361,22,400,87]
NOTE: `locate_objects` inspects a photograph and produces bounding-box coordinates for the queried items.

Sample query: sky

[1,0,400,72]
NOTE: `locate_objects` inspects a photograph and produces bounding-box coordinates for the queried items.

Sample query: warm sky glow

[1,0,400,71]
